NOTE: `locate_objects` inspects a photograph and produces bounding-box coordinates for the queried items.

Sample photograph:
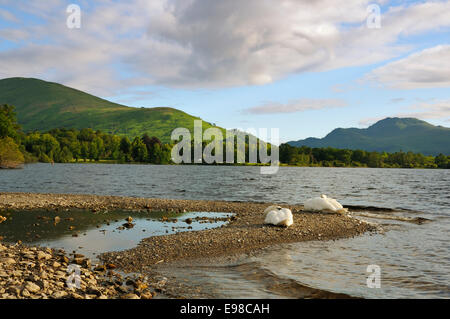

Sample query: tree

[131,137,148,162]
[435,154,449,169]
[0,137,24,168]
[119,137,131,154]
[0,104,20,139]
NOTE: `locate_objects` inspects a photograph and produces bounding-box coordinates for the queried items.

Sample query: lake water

[0,208,232,260]
[1,163,449,298]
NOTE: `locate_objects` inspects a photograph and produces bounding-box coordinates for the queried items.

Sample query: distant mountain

[0,77,221,142]
[287,118,450,155]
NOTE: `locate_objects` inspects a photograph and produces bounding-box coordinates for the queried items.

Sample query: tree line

[1,104,449,168]
[279,143,450,169]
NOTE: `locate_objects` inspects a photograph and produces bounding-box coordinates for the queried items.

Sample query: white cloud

[399,99,450,120]
[244,98,347,115]
[359,99,450,125]
[367,45,450,89]
[0,0,449,96]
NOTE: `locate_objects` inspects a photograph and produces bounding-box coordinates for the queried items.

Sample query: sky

[0,0,449,143]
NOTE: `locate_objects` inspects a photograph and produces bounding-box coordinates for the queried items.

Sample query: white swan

[304,194,348,214]
[264,205,293,227]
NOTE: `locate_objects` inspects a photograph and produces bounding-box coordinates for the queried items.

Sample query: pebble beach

[0,192,376,299]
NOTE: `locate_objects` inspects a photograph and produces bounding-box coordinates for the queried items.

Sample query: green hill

[0,77,221,142]
[287,118,450,156]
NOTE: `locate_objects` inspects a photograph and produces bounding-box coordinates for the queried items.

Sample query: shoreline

[0,192,376,298]
[7,161,448,169]
[0,192,375,268]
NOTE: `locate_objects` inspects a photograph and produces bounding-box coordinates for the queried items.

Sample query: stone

[37,251,52,260]
[21,288,31,298]
[8,286,21,296]
[83,259,92,268]
[94,265,106,272]
[121,293,140,299]
[52,291,68,298]
[71,292,84,299]
[1,257,16,265]
[25,281,41,293]
[36,279,49,290]
[60,255,69,263]
[140,292,153,299]
[72,257,84,265]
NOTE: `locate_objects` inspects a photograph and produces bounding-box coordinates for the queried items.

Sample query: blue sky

[0,0,449,143]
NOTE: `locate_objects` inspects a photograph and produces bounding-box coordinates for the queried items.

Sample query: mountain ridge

[287,117,450,155]
[0,77,221,142]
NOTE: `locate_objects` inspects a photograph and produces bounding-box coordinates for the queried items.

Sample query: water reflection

[0,209,232,259]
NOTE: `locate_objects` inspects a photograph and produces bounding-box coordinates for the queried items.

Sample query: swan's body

[304,194,348,214]
[264,206,293,227]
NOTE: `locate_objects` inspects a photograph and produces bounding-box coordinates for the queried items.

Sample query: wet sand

[0,192,375,274]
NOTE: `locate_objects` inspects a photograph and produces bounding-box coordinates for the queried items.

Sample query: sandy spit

[0,192,376,273]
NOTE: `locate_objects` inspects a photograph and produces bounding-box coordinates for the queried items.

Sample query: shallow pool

[0,209,232,259]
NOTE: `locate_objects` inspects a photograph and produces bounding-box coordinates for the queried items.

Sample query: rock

[36,280,49,290]
[185,218,193,224]
[52,291,68,298]
[140,292,153,299]
[72,257,84,265]
[94,265,106,272]
[8,286,21,296]
[123,222,134,229]
[120,293,140,299]
[25,281,41,293]
[54,216,61,224]
[86,287,101,296]
[23,253,35,260]
[71,292,84,299]
[105,263,116,269]
[52,261,61,268]
[1,257,16,265]
[125,216,133,223]
[0,216,6,224]
[21,288,31,298]
[83,259,92,268]
[37,251,52,260]
[12,270,22,277]
[60,255,69,263]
